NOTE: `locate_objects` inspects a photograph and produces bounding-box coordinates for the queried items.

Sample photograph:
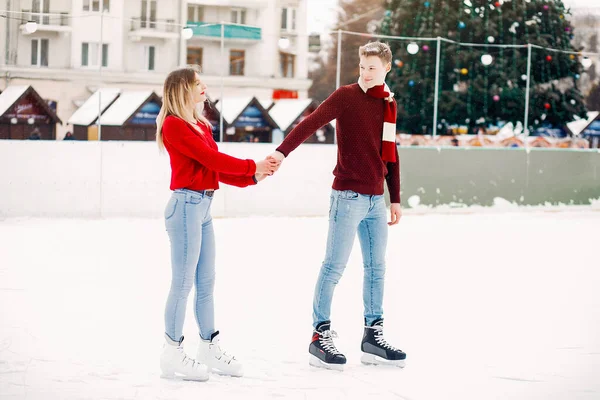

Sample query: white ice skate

[160,335,209,381]
[197,331,243,377]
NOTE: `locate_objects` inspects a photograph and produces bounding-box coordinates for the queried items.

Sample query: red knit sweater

[162,115,257,191]
[276,83,401,203]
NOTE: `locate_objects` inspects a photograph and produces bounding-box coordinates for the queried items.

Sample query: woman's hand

[255,158,280,176]
[254,173,268,182]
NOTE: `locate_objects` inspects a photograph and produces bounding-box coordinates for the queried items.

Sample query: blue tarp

[582,120,600,137]
[532,124,568,138]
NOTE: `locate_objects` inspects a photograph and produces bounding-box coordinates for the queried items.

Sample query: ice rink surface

[1,209,599,399]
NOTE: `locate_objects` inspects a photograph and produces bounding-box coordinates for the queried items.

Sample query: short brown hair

[358,41,392,65]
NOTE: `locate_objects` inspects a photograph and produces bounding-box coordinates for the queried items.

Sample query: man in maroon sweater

[269,42,406,370]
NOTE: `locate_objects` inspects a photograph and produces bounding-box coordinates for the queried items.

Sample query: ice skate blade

[309,354,345,371]
[360,352,406,368]
[209,366,244,378]
[160,371,209,382]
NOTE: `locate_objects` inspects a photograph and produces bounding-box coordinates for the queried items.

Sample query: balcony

[19,11,72,34]
[129,17,179,41]
[187,22,261,43]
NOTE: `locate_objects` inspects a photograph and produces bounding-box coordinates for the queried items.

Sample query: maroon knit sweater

[276,83,401,203]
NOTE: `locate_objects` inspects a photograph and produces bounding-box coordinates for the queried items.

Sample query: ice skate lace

[209,342,237,364]
[371,325,401,352]
[319,330,342,355]
[177,346,202,369]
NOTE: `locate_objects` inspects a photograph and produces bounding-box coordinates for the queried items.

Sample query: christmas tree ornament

[407,43,419,54]
[581,57,593,69]
[544,103,551,110]
[460,68,469,75]
[481,54,493,66]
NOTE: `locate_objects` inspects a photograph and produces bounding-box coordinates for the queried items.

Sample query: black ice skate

[361,318,406,367]
[308,321,346,371]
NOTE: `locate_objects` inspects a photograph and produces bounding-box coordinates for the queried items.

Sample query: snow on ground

[1,210,600,399]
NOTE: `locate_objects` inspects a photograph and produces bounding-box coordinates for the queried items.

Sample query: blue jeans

[313,189,388,328]
[164,189,216,342]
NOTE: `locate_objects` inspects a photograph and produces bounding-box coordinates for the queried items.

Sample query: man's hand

[265,151,285,175]
[388,203,402,226]
[268,151,285,163]
[255,158,279,175]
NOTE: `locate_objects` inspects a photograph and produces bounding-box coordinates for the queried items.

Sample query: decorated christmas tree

[380,0,589,135]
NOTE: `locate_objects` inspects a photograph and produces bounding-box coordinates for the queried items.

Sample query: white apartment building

[570,6,600,94]
[0,0,311,138]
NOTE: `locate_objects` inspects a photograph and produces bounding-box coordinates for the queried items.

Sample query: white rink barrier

[3,140,598,218]
[0,141,337,218]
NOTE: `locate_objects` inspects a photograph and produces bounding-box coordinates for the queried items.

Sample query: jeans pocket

[328,195,335,215]
[341,190,359,200]
[187,195,202,204]
[164,197,179,220]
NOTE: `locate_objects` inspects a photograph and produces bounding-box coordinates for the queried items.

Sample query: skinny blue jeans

[164,189,216,342]
[313,189,388,328]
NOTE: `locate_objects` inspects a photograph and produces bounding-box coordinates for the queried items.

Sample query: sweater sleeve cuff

[390,195,401,204]
[247,160,257,176]
[274,147,289,158]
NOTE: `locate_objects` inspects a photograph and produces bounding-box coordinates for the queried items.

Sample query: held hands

[255,157,279,175]
[254,151,284,182]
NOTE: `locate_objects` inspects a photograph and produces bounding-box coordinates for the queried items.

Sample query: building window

[83,0,109,12]
[230,8,246,24]
[291,8,296,30]
[187,47,203,67]
[31,39,49,67]
[280,52,295,78]
[144,45,155,70]
[281,8,287,29]
[31,0,50,24]
[230,50,245,76]
[281,8,296,31]
[102,44,108,67]
[188,5,204,22]
[141,0,156,28]
[82,42,108,67]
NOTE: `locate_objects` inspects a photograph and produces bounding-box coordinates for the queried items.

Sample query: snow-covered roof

[215,96,254,124]
[567,111,600,136]
[257,98,273,110]
[268,99,313,131]
[98,91,153,125]
[0,86,29,117]
[68,88,121,126]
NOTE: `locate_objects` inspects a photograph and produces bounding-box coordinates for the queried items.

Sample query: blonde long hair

[156,65,212,151]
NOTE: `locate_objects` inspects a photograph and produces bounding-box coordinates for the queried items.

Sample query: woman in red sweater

[156,66,277,381]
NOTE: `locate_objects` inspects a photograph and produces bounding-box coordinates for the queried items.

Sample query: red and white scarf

[358,78,397,163]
